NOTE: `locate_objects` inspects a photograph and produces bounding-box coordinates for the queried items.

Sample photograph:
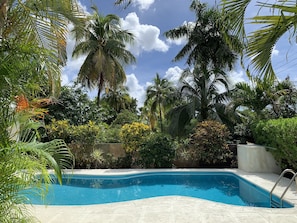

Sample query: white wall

[237,144,281,174]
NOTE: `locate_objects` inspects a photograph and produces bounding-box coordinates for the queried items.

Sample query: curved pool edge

[53,168,297,207]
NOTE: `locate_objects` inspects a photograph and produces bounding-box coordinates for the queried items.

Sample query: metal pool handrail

[270,169,296,208]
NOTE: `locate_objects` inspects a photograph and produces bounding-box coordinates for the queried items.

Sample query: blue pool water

[24,172,293,208]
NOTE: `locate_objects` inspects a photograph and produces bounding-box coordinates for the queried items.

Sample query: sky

[62,0,297,107]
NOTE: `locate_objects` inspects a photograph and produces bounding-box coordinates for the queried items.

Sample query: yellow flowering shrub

[46,119,72,142]
[120,122,151,153]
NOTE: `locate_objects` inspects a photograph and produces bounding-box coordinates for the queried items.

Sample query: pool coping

[29,169,297,223]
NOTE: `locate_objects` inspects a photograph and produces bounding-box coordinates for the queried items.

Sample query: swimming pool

[24,171,293,208]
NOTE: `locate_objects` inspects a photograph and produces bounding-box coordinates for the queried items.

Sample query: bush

[46,120,123,168]
[111,110,139,126]
[46,120,120,144]
[71,121,107,144]
[119,122,151,153]
[46,119,73,143]
[174,138,199,167]
[139,133,175,168]
[252,117,297,169]
[189,120,232,166]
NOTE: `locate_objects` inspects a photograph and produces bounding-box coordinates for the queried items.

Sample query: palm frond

[221,0,251,41]
[248,13,295,82]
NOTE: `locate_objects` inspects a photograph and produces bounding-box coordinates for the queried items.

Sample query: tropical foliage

[144,73,177,131]
[252,117,297,170]
[222,0,297,82]
[120,122,151,153]
[163,1,241,137]
[230,77,297,119]
[189,120,232,165]
[139,133,175,168]
[0,0,83,221]
[72,6,135,106]
[101,85,137,114]
[46,86,103,125]
[165,0,240,70]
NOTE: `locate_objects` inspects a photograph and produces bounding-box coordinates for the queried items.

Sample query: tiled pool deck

[30,169,297,223]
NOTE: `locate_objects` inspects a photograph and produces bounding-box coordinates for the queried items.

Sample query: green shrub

[252,117,297,169]
[46,119,119,144]
[46,119,73,143]
[119,122,151,153]
[70,121,107,144]
[102,127,121,143]
[111,109,139,126]
[189,120,232,165]
[139,133,175,168]
[174,138,199,167]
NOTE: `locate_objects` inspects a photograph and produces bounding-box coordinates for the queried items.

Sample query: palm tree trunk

[159,101,163,132]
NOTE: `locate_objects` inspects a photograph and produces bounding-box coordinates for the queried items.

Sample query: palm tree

[229,77,297,118]
[229,80,271,117]
[222,0,297,82]
[144,73,177,132]
[165,0,240,71]
[72,6,136,106]
[164,1,240,136]
[114,0,133,8]
[167,65,231,137]
[101,85,137,113]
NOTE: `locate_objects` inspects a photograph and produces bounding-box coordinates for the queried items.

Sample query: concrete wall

[95,143,126,158]
[237,144,281,174]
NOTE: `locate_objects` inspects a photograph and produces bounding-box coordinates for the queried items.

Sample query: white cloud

[228,70,246,88]
[125,74,146,107]
[132,0,155,10]
[272,45,279,57]
[164,66,183,85]
[121,12,169,55]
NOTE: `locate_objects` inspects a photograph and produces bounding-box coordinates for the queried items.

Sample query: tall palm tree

[165,0,240,71]
[222,0,297,82]
[164,1,240,136]
[144,73,177,132]
[72,6,136,106]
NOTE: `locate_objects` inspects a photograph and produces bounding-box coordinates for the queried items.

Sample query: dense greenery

[2,0,297,220]
[189,120,232,166]
[0,0,83,221]
[119,122,151,153]
[139,133,175,168]
[222,0,297,82]
[252,118,297,170]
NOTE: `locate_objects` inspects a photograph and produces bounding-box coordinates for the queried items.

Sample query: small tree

[139,133,175,168]
[189,120,232,166]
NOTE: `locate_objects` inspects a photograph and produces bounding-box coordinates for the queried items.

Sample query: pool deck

[29,169,297,223]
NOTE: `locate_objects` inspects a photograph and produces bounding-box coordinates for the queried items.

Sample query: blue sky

[62,0,297,107]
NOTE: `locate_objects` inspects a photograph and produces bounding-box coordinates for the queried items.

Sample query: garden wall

[96,143,126,158]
